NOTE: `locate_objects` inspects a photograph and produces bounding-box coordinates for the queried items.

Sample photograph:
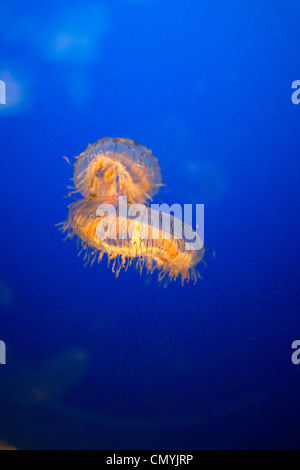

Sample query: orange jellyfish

[63,196,204,284]
[62,138,205,284]
[72,138,162,203]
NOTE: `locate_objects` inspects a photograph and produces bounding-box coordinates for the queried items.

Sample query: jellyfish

[63,196,204,284]
[62,138,205,284]
[73,138,162,203]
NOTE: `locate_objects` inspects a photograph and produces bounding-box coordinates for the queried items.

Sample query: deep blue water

[0,0,300,450]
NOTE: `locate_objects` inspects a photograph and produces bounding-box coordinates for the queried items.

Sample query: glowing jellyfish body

[64,197,204,284]
[74,138,162,203]
[63,138,204,284]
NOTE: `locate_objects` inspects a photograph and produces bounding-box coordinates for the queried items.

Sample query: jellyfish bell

[64,196,204,284]
[73,138,162,204]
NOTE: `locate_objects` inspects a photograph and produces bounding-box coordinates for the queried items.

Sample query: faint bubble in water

[38,3,110,65]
